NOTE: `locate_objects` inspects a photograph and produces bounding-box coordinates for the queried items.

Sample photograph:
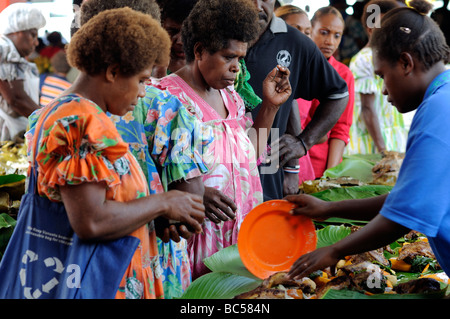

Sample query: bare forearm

[360,94,385,152]
[9,94,39,117]
[333,214,409,258]
[65,192,168,241]
[300,97,348,149]
[61,181,204,242]
[0,79,39,117]
[286,101,302,137]
[327,194,388,221]
[326,138,346,169]
[170,176,205,197]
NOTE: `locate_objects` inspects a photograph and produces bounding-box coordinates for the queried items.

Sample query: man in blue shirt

[285,3,450,279]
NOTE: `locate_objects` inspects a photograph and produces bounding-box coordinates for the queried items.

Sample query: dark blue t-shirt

[245,16,348,200]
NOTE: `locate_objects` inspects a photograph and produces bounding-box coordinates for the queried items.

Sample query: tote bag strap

[28,95,75,195]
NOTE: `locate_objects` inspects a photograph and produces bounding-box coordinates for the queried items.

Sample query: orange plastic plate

[238,200,317,279]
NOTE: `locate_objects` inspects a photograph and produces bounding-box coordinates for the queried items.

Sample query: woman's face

[12,29,39,57]
[162,17,185,71]
[284,13,312,37]
[373,53,416,114]
[311,13,344,59]
[198,39,247,90]
[106,67,152,116]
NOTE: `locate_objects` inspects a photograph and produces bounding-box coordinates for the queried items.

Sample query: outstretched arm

[285,193,388,222]
[60,181,205,241]
[288,214,409,279]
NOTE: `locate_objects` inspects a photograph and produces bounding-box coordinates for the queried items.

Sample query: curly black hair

[158,0,198,24]
[370,0,450,70]
[181,0,260,63]
[67,7,170,76]
[80,0,161,25]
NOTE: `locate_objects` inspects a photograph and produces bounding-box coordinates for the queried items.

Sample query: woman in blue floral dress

[111,84,211,298]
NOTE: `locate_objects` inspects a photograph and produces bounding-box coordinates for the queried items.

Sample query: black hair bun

[408,0,433,15]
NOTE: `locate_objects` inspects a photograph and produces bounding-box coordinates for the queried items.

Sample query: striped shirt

[39,74,71,107]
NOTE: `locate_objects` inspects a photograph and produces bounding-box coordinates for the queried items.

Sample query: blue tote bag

[0,101,140,299]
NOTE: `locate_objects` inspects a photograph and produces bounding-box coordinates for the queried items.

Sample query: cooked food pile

[235,229,448,299]
[0,141,28,176]
[371,151,404,186]
[235,271,316,299]
[301,151,405,195]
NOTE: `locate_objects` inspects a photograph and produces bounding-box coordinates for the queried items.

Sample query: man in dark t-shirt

[246,0,349,201]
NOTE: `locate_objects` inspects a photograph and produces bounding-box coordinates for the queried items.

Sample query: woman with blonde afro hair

[68,7,169,77]
[23,8,206,299]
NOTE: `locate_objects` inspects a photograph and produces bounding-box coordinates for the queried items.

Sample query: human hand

[203,186,237,224]
[269,134,306,167]
[156,220,197,243]
[160,190,205,234]
[287,246,340,280]
[284,194,331,221]
[262,65,292,109]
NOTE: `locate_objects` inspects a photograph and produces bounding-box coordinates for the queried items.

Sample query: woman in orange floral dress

[25,8,205,299]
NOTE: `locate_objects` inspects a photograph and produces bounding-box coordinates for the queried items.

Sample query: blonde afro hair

[67,7,170,76]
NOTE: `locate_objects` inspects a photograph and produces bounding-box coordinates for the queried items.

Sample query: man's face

[251,0,276,36]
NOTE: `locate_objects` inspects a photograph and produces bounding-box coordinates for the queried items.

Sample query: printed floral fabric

[346,47,409,155]
[152,74,264,280]
[109,85,211,298]
[25,94,164,299]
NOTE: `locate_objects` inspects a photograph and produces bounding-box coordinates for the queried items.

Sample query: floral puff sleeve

[26,95,130,202]
[134,85,211,191]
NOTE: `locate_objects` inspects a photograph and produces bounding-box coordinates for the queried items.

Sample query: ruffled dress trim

[32,94,130,201]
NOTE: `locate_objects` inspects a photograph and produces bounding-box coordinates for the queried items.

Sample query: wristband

[283,165,300,170]
[283,169,300,174]
[283,166,300,174]
[296,135,308,155]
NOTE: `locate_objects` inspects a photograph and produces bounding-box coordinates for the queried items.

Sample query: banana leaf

[322,154,381,183]
[0,174,25,186]
[180,272,261,299]
[0,174,25,200]
[311,185,393,202]
[321,285,447,299]
[203,244,259,280]
[316,225,351,249]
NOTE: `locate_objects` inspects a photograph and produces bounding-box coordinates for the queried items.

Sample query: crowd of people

[0,0,449,299]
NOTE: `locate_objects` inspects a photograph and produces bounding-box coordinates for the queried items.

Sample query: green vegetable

[410,256,439,273]
[0,212,16,261]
